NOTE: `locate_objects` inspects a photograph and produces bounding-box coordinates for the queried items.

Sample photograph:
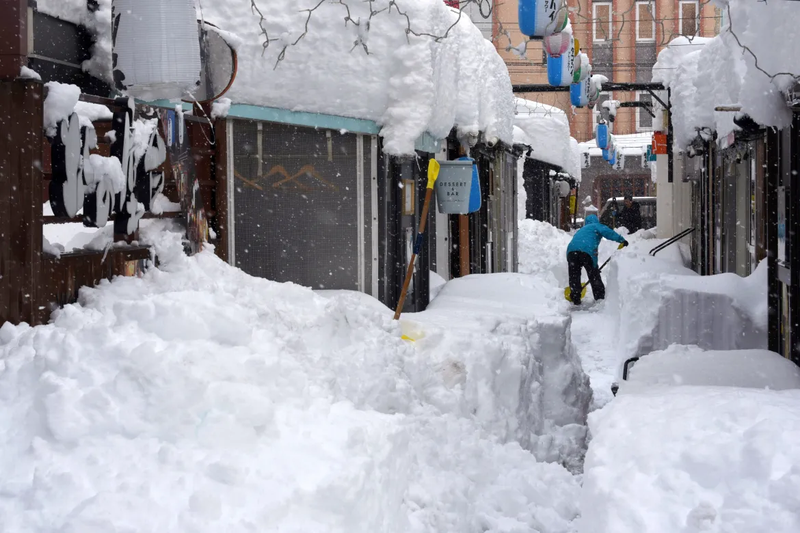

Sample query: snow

[43,82,81,136]
[19,66,41,81]
[514,98,581,178]
[211,97,232,120]
[37,0,113,84]
[86,154,125,194]
[606,247,768,368]
[2,224,590,532]
[654,0,800,147]
[580,385,800,533]
[195,0,514,155]
[74,101,113,122]
[622,344,800,392]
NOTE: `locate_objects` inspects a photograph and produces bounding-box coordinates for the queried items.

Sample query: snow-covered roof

[653,1,800,147]
[37,0,515,156]
[579,133,652,158]
[513,98,581,180]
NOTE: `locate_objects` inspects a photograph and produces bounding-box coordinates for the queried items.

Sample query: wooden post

[0,0,28,79]
[214,119,230,263]
[0,80,44,325]
[458,214,469,277]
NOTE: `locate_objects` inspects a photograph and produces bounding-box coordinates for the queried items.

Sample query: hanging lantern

[112,0,202,100]
[573,52,591,83]
[543,25,573,57]
[596,123,610,150]
[570,78,590,107]
[602,148,611,161]
[546,35,576,87]
[519,0,569,38]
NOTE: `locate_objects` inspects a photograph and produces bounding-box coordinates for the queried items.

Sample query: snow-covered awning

[36,1,514,157]
[653,0,800,148]
[513,99,581,181]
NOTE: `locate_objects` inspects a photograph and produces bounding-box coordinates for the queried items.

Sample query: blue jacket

[567,214,626,266]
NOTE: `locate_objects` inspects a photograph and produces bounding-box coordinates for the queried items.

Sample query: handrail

[649,227,695,256]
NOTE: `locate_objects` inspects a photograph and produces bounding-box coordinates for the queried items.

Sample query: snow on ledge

[654,0,800,147]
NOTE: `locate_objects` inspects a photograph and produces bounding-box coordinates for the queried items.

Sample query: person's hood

[585,214,599,225]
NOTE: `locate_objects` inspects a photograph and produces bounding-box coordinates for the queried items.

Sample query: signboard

[434,160,474,214]
[519,0,569,38]
[613,153,625,170]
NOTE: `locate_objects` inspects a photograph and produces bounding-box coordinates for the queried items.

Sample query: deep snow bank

[0,227,585,532]
[605,243,767,366]
[514,99,581,179]
[580,380,800,532]
[414,272,593,473]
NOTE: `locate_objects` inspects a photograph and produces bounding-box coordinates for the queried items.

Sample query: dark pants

[567,251,605,304]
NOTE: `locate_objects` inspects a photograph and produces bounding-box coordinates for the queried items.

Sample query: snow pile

[198,0,513,155]
[622,344,800,392]
[211,97,232,120]
[605,244,768,366]
[654,0,800,147]
[514,98,581,177]
[580,384,800,533]
[0,228,586,532]
[518,219,573,288]
[19,66,41,81]
[415,272,591,473]
[43,81,81,136]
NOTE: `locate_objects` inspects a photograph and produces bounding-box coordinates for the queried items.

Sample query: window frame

[636,91,654,132]
[635,1,656,43]
[593,2,613,42]
[679,0,700,37]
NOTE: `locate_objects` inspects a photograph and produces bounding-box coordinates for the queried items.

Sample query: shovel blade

[563,285,588,302]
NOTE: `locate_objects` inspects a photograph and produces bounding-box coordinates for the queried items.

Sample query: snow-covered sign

[546,38,575,87]
[519,0,569,38]
[49,113,85,218]
[613,153,625,170]
[112,0,202,100]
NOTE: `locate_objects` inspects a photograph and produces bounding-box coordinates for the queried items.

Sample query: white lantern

[112,0,201,100]
[543,26,573,57]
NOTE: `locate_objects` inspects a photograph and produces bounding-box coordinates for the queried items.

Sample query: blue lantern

[596,123,610,150]
[609,151,618,166]
[519,0,569,38]
[570,78,590,107]
[546,41,575,87]
[602,148,611,161]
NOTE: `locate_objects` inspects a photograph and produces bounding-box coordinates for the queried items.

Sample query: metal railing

[649,227,695,257]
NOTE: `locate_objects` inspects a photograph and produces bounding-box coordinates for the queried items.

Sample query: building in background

[495,0,720,142]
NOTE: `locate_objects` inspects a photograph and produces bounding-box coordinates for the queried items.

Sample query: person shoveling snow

[566,214,627,305]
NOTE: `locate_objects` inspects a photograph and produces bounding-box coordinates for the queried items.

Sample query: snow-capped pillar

[112,0,202,100]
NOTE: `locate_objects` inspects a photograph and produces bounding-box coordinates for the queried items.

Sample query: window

[593,3,612,42]
[680,1,699,36]
[636,91,654,132]
[636,2,655,42]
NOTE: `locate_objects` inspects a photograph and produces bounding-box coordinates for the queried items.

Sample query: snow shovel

[394,159,440,322]
[563,242,625,302]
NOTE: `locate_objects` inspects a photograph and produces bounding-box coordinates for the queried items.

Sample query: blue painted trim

[227,104,381,135]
